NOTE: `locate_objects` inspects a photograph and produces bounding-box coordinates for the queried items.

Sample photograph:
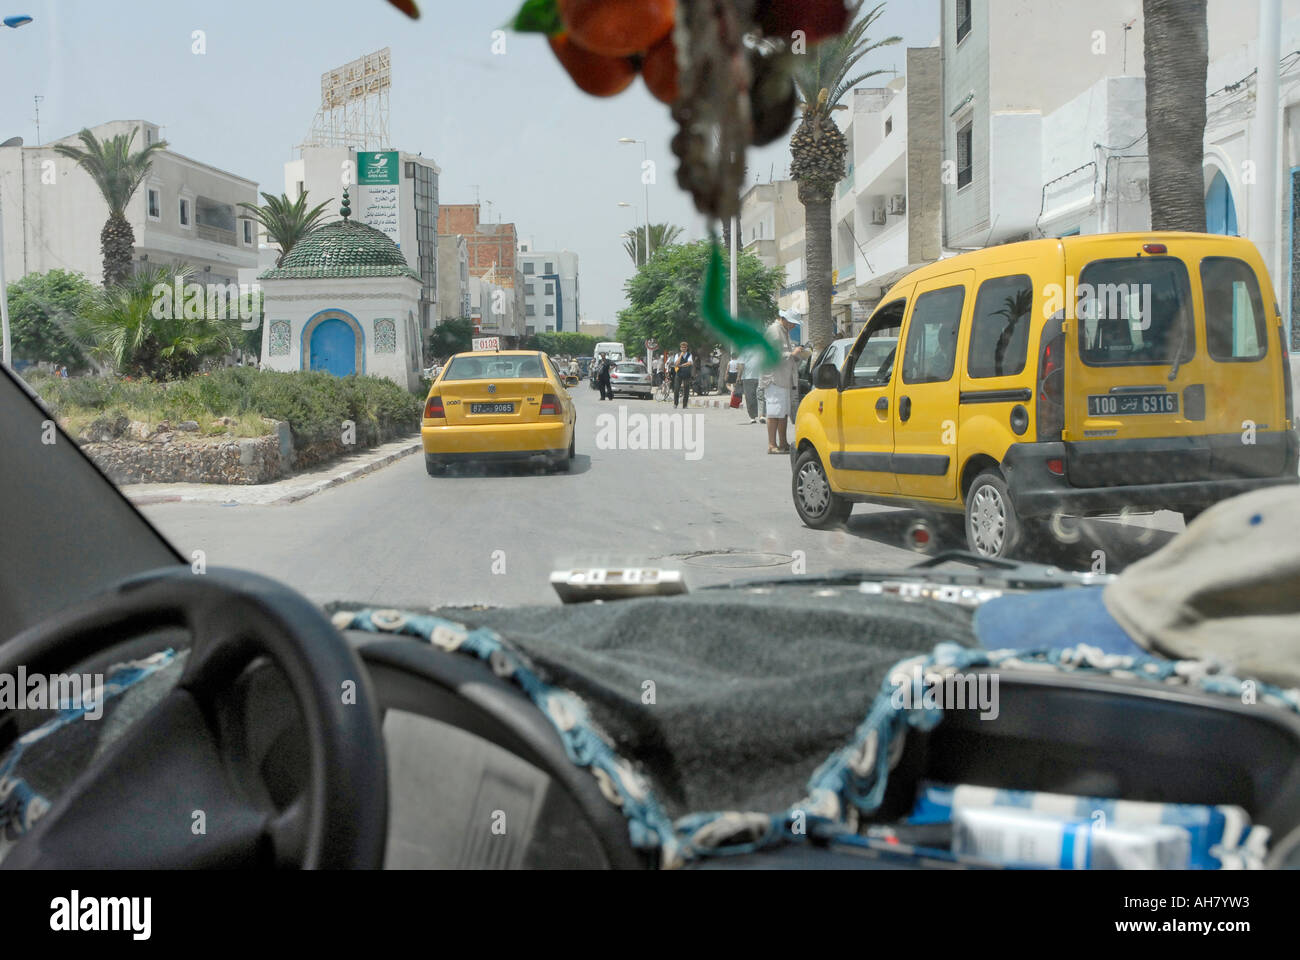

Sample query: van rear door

[1195,247,1289,478]
[1062,239,1209,486]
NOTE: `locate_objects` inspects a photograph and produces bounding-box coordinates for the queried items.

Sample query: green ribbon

[700,241,779,368]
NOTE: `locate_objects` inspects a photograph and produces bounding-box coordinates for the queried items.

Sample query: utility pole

[1254,0,1281,309]
[32,94,42,144]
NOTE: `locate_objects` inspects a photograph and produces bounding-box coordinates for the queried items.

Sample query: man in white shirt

[760,311,807,453]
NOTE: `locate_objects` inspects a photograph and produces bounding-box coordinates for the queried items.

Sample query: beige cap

[1103,484,1300,688]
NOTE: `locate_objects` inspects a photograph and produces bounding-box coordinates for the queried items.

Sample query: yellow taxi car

[792,232,1298,557]
[422,350,576,475]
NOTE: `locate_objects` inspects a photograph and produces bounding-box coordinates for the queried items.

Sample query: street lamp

[617,201,640,266]
[1,13,34,367]
[617,137,651,262]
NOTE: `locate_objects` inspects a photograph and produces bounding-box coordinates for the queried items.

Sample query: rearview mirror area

[813,363,841,390]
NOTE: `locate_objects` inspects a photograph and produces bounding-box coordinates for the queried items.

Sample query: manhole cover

[674,551,793,569]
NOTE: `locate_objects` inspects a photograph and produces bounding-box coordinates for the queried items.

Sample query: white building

[518,246,580,335]
[437,233,470,323]
[0,119,258,288]
[738,180,808,321]
[829,46,944,333]
[284,145,440,331]
[258,203,423,391]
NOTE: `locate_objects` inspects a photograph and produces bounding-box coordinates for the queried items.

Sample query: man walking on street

[761,311,806,454]
[673,341,695,409]
[736,344,765,424]
[597,352,614,400]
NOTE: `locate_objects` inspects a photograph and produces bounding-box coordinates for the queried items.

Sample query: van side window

[845,299,905,387]
[967,274,1032,378]
[902,286,965,384]
[1200,257,1267,361]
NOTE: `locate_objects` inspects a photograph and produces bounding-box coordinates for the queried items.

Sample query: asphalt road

[140,387,1183,611]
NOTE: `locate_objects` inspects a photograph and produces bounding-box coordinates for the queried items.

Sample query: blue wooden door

[309,318,356,376]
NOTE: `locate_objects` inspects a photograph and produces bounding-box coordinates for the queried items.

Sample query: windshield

[0,0,1291,632]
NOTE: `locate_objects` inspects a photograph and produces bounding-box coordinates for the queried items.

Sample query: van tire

[965,470,1022,559]
[793,448,852,528]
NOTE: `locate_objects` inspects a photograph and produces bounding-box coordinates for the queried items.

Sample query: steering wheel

[0,567,387,869]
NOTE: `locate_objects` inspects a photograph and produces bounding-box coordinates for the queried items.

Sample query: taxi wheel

[793,448,852,529]
[965,470,1022,559]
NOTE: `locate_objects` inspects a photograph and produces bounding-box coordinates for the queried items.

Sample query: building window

[545,282,554,295]
[884,116,893,136]
[956,0,971,43]
[526,304,535,317]
[544,304,554,316]
[178,197,191,228]
[956,121,973,189]
[243,220,253,244]
[544,261,554,273]
[147,188,161,221]
[525,283,535,295]
[523,262,535,274]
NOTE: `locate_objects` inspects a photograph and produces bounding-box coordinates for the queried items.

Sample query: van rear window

[1077,257,1194,366]
[1200,257,1267,361]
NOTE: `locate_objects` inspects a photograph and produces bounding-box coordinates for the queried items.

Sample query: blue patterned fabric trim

[0,650,177,861]
[337,607,1300,869]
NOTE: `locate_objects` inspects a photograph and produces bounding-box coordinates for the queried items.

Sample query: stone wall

[84,432,286,485]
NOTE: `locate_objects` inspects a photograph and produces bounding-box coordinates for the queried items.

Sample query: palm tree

[1143,0,1208,231]
[991,289,1034,376]
[789,1,900,352]
[78,265,236,379]
[238,191,334,266]
[623,222,685,265]
[53,128,168,288]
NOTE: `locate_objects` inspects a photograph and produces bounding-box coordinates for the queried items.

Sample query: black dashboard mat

[422,588,978,820]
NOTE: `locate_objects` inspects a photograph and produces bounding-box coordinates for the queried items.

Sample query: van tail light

[1036,312,1066,442]
[1142,243,1168,255]
[424,395,445,419]
[540,393,560,415]
[1047,458,1065,476]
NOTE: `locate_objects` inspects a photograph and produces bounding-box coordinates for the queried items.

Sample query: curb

[272,441,422,504]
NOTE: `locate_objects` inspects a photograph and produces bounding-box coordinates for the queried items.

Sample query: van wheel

[793,449,852,528]
[965,470,1022,558]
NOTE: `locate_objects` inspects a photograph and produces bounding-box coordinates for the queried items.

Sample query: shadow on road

[432,455,593,479]
[842,507,1181,574]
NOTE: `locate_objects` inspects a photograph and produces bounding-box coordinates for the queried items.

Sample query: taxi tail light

[540,393,560,415]
[1036,313,1065,442]
[424,395,445,419]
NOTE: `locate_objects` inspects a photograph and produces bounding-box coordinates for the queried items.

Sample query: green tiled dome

[260,219,419,280]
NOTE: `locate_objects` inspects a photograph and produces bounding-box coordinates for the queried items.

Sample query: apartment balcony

[197,224,238,247]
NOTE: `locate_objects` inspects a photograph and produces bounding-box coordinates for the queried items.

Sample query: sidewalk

[124,436,421,507]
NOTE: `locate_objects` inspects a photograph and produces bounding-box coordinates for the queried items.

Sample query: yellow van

[791,232,1298,557]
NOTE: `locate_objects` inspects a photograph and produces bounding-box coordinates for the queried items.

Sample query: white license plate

[470,402,514,414]
[1087,392,1178,416]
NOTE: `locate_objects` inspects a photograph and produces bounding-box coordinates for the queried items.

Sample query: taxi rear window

[442,355,546,380]
[1077,257,1194,366]
[1200,257,1267,362]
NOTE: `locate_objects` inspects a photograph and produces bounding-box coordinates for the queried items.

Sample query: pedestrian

[760,311,807,454]
[672,341,695,409]
[737,344,765,424]
[597,352,614,400]
[726,354,739,391]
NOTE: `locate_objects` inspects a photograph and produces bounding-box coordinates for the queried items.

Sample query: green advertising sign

[357,151,399,185]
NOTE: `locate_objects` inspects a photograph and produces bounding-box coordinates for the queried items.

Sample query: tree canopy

[616,240,784,354]
[5,269,98,370]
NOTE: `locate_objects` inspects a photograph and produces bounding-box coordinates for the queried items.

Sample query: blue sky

[0,0,938,324]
